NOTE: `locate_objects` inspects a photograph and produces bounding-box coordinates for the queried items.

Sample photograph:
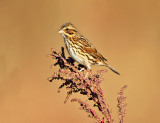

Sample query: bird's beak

[58,30,63,33]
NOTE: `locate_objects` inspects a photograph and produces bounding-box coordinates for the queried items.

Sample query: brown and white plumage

[59,22,120,75]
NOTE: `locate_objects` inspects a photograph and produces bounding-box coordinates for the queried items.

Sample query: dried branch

[48,47,127,123]
[117,85,127,123]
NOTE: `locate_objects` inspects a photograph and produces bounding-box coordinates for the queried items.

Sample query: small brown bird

[59,23,120,75]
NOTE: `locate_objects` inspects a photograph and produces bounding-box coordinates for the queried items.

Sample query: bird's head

[59,22,78,37]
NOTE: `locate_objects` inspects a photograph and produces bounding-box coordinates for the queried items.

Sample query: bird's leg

[85,69,92,79]
[78,64,91,78]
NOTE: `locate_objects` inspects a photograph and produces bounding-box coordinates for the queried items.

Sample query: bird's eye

[66,28,69,31]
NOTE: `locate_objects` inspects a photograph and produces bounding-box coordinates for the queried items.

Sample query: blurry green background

[0,0,160,122]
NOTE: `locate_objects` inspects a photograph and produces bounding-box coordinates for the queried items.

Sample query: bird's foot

[79,68,85,72]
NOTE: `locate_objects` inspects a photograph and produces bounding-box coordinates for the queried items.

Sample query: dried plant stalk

[117,85,127,123]
[48,47,127,123]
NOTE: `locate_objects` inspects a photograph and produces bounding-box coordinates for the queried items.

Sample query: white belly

[64,39,85,65]
[69,48,84,64]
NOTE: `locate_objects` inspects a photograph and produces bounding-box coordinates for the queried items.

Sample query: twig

[48,47,127,123]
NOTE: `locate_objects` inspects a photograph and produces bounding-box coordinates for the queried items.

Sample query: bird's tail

[106,64,120,75]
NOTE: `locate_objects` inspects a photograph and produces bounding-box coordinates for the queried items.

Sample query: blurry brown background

[0,0,160,123]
